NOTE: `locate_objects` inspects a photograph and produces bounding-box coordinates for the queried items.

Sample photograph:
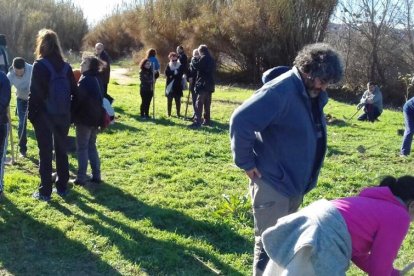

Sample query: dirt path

[111,68,136,85]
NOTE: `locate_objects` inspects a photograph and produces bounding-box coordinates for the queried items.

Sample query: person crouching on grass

[262,175,414,276]
[71,54,103,186]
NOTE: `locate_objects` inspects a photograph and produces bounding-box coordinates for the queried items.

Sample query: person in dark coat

[165,52,184,117]
[29,29,77,201]
[72,55,103,185]
[187,48,200,120]
[177,45,188,75]
[189,44,215,128]
[0,34,9,74]
[95,43,113,103]
[139,58,155,119]
[0,71,11,200]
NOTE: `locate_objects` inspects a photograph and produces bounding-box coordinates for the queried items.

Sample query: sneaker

[73,178,86,186]
[202,120,211,126]
[188,122,201,129]
[53,188,70,198]
[90,177,102,184]
[32,191,51,202]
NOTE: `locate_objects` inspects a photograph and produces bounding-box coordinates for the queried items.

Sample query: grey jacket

[262,200,352,276]
[7,62,32,100]
[360,86,383,113]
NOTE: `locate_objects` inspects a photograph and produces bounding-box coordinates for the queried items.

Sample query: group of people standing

[138,44,215,128]
[0,30,111,201]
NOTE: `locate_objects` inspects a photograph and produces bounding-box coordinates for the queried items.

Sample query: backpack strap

[38,58,69,76]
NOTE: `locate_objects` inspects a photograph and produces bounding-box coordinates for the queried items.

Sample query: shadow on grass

[0,197,121,276]
[61,183,250,274]
[104,121,141,134]
[326,145,346,157]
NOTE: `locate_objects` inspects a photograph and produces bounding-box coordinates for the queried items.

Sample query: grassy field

[0,64,413,275]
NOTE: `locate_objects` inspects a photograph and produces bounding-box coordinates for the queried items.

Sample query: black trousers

[32,113,70,196]
[0,123,8,192]
[140,89,153,116]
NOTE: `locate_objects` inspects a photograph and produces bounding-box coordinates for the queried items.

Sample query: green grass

[0,68,413,275]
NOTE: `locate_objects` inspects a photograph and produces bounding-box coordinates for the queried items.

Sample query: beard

[304,77,323,98]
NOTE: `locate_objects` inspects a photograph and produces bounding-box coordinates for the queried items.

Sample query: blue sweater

[230,67,327,196]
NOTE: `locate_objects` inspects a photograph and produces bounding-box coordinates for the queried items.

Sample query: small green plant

[213,193,252,225]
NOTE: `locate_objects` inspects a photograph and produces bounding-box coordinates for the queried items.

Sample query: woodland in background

[1,0,414,104]
[0,0,87,61]
[83,0,336,84]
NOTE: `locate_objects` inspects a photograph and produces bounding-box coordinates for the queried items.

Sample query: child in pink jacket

[262,176,414,275]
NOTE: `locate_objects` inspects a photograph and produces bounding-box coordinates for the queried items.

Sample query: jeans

[0,123,8,192]
[16,98,28,154]
[76,124,100,182]
[401,105,414,155]
[32,113,70,196]
[249,177,303,276]
[358,104,381,122]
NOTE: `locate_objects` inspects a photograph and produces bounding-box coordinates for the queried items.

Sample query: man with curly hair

[230,43,344,276]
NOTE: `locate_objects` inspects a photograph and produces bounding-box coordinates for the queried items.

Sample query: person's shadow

[50,183,250,274]
[0,197,121,275]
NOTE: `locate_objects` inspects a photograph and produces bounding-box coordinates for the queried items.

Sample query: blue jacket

[72,70,103,127]
[230,67,328,196]
[0,71,11,124]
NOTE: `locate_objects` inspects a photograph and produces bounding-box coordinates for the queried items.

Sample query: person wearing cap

[230,43,344,275]
[0,34,9,74]
[7,57,32,157]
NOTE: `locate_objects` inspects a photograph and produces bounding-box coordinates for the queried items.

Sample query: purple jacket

[332,187,410,276]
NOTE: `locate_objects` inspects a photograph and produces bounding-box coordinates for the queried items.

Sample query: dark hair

[82,55,103,73]
[12,57,25,69]
[293,43,343,84]
[198,44,209,55]
[367,81,377,86]
[139,58,151,70]
[380,176,414,203]
[0,34,6,46]
[146,48,157,58]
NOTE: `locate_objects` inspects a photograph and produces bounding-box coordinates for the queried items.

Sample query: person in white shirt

[7,57,32,156]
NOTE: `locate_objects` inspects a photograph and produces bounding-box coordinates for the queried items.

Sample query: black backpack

[39,59,71,115]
